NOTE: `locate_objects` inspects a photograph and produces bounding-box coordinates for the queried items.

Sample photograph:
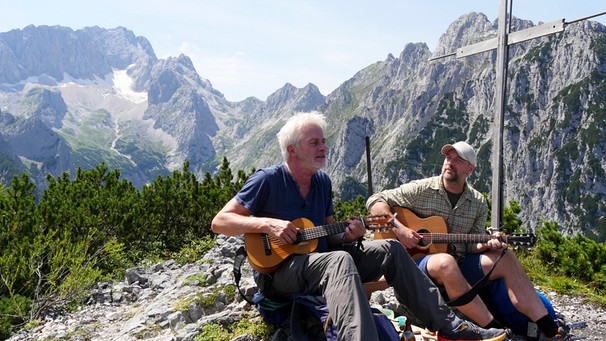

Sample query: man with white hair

[367,141,567,341]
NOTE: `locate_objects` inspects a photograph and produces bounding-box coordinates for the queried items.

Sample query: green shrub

[194,313,273,341]
[183,273,208,287]
[0,294,31,339]
[174,236,216,265]
[518,219,606,303]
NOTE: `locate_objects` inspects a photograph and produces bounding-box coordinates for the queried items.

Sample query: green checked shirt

[366,175,489,262]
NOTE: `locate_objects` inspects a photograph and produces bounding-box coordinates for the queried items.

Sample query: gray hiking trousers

[261,239,457,341]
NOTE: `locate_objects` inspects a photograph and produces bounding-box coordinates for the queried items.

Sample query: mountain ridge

[1,13,606,241]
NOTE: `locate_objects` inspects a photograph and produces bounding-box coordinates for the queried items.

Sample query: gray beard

[443,172,459,183]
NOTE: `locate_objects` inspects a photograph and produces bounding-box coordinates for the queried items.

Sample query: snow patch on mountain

[111,68,147,104]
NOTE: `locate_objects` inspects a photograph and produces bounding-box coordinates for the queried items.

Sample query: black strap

[234,245,255,305]
[446,248,508,307]
[355,213,366,250]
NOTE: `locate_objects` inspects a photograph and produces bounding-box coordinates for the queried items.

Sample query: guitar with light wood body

[373,207,536,259]
[245,214,393,273]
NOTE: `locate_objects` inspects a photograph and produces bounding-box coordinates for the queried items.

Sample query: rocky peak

[0,25,112,85]
[24,86,67,128]
[1,113,73,183]
[83,26,158,70]
[0,25,157,90]
[82,26,158,91]
[433,12,496,57]
[264,82,325,113]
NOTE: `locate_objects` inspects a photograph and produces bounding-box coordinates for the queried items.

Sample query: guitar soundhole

[417,228,431,247]
[293,232,302,245]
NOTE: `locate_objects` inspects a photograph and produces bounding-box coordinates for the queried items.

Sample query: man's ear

[468,164,475,176]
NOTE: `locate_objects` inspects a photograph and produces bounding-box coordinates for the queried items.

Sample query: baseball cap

[441,141,477,166]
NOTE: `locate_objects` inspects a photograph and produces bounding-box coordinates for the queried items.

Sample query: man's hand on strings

[266,218,299,245]
[485,231,507,250]
[341,216,366,243]
[392,219,423,249]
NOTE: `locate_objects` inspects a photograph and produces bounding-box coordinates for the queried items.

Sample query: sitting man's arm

[367,201,422,249]
[211,198,299,246]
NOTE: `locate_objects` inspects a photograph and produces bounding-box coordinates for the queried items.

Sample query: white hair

[277,111,327,161]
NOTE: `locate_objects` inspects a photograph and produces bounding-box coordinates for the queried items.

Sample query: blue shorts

[416,253,485,299]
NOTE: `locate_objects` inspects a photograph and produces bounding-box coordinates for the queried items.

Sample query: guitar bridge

[261,234,272,256]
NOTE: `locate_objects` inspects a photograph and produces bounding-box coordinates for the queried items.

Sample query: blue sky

[1,1,605,102]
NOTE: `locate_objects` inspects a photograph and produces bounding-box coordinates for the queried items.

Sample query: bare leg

[426,253,495,327]
[481,249,548,322]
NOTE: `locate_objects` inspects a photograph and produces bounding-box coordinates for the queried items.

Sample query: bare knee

[426,254,459,280]
[482,249,522,277]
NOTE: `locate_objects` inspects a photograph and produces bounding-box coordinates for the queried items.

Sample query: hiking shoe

[437,321,507,341]
[540,326,571,341]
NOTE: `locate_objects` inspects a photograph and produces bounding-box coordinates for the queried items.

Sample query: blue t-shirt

[235,163,335,252]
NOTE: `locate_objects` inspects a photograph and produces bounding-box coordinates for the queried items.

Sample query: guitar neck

[297,221,347,241]
[420,233,493,244]
[297,217,376,242]
[420,233,533,246]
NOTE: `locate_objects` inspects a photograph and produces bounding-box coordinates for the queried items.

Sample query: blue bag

[252,290,292,326]
[481,278,556,336]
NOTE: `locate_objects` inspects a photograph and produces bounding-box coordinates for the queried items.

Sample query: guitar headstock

[507,233,536,247]
[364,214,396,231]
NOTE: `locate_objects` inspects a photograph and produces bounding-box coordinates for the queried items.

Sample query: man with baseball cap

[366,141,567,340]
[441,141,477,166]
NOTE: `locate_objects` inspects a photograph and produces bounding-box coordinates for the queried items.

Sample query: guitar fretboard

[297,221,349,242]
[419,233,533,246]
[420,233,493,244]
[295,216,384,242]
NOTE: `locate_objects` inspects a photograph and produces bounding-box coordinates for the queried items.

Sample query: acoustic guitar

[245,214,393,273]
[373,207,536,259]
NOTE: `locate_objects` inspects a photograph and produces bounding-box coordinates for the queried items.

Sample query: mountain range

[1,12,605,241]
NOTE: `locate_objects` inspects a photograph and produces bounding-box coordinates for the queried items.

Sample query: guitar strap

[356,216,366,250]
[234,245,288,307]
[446,248,508,307]
[233,245,256,305]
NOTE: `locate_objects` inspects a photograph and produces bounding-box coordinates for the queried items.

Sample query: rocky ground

[6,235,606,341]
[369,286,605,341]
[530,293,605,341]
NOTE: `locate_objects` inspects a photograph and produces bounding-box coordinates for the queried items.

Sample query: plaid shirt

[366,175,488,262]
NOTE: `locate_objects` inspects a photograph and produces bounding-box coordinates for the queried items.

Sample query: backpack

[252,290,292,326]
